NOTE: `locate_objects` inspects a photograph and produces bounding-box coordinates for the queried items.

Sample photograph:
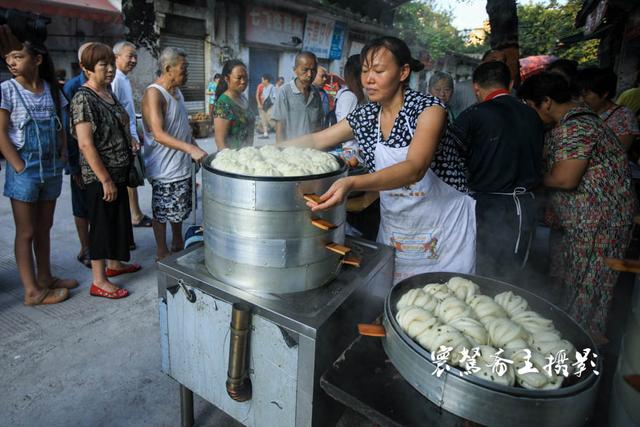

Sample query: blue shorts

[4,161,62,203]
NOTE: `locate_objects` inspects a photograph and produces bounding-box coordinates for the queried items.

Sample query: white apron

[374,111,477,284]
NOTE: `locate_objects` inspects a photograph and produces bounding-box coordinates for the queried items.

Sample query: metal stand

[180,385,194,427]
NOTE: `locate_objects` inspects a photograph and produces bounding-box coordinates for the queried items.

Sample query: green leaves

[517,0,599,65]
[394,0,469,60]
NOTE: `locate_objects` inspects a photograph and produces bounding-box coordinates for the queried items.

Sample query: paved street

[0,134,255,427]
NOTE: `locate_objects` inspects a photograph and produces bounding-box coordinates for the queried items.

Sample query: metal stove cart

[157,239,394,427]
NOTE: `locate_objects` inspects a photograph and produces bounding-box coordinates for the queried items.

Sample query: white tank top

[142,83,193,182]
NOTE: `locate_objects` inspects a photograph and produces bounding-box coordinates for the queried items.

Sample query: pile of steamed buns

[211,146,341,177]
[396,277,578,390]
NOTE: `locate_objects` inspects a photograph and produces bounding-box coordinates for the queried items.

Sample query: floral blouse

[70,86,132,185]
[599,104,640,139]
[546,105,636,228]
[213,93,255,149]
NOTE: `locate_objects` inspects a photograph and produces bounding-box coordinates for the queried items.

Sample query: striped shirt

[0,79,67,149]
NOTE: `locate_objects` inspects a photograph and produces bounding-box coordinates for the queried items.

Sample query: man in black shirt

[452,61,544,280]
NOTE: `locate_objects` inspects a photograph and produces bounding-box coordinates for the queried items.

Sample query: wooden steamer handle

[303,193,323,204]
[305,193,362,268]
[358,323,386,337]
[604,257,640,274]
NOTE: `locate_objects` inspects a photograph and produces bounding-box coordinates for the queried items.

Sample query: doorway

[249,48,280,111]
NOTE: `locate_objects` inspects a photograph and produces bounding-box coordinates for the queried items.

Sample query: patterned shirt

[0,79,67,149]
[346,88,446,174]
[546,105,636,228]
[599,104,640,139]
[70,86,132,185]
[207,81,217,105]
[213,93,255,149]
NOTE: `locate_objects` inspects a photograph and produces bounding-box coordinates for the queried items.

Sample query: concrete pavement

[0,134,268,427]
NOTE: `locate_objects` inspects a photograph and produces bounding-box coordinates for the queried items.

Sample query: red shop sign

[245,5,305,47]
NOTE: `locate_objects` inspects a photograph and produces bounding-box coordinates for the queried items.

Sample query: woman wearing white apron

[285,37,476,283]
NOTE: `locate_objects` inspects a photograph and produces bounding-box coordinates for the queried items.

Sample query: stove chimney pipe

[226,303,252,402]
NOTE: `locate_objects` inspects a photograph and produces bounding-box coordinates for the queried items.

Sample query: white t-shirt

[335,87,359,149]
[111,69,139,141]
[0,79,67,149]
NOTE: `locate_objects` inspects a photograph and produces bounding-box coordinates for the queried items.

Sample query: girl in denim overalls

[0,42,77,305]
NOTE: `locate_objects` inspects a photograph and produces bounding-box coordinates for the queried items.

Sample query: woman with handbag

[213,59,255,149]
[256,74,275,139]
[71,43,142,299]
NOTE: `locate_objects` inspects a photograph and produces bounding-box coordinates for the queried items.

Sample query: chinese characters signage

[303,16,345,60]
[245,6,305,47]
[329,21,347,60]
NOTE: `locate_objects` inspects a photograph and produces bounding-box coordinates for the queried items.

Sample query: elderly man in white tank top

[141,47,208,261]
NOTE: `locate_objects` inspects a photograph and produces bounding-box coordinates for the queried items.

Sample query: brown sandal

[24,288,70,306]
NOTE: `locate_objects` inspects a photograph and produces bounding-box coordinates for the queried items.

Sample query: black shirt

[452,95,544,193]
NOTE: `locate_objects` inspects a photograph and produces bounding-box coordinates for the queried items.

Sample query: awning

[0,0,123,24]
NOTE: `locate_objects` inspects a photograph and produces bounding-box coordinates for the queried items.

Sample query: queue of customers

[0,40,204,304]
[1,35,638,345]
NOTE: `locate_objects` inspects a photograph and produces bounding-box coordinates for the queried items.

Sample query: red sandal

[89,283,129,299]
[105,263,142,278]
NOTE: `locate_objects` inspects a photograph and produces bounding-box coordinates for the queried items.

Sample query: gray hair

[428,71,454,91]
[113,41,136,55]
[158,47,187,74]
[77,42,93,62]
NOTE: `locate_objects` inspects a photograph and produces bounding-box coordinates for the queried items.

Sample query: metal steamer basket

[202,153,348,294]
[381,272,601,427]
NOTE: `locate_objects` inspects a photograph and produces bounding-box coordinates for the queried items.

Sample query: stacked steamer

[396,277,575,390]
[382,272,601,427]
[202,146,348,294]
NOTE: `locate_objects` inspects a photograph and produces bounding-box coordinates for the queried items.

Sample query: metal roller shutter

[160,34,205,112]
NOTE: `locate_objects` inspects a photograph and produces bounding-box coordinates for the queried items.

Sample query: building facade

[124,0,404,113]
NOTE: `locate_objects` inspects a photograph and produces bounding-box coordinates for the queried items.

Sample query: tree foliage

[517,0,599,64]
[393,0,597,65]
[394,0,469,60]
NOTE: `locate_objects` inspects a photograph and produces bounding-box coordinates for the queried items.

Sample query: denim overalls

[3,81,63,202]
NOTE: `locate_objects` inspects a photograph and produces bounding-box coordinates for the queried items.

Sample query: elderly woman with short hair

[142,47,208,261]
[428,71,454,123]
[72,42,142,299]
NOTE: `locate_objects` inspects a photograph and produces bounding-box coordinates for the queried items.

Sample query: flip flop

[132,215,153,228]
[48,277,79,290]
[171,245,184,253]
[105,263,142,277]
[24,288,69,306]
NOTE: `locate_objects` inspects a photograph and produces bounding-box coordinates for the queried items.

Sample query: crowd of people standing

[1,33,639,345]
[1,39,205,303]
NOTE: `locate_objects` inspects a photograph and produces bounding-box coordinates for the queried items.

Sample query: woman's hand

[131,138,141,154]
[307,177,354,212]
[101,178,118,202]
[14,159,26,174]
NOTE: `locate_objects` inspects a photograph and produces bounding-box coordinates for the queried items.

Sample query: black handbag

[263,96,273,111]
[262,85,274,111]
[127,151,146,187]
